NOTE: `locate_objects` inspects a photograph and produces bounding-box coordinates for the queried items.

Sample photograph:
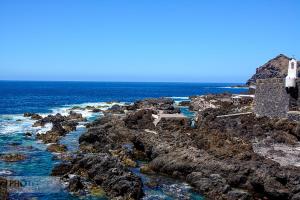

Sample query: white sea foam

[0,170,13,175]
[0,101,123,136]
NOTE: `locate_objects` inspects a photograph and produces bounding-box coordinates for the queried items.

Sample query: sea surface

[0,81,248,200]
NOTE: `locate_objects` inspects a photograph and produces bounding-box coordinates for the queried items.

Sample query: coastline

[2,84,300,199]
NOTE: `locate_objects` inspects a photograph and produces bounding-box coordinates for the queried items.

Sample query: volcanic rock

[0,177,8,200]
[247,54,300,86]
[0,153,26,162]
[53,153,143,199]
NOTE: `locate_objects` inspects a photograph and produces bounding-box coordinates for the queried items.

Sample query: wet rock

[24,112,43,120]
[24,132,32,137]
[36,122,67,143]
[35,113,67,127]
[61,120,78,132]
[51,163,73,176]
[47,144,67,153]
[68,176,84,193]
[54,154,143,199]
[92,108,102,112]
[140,165,155,174]
[0,153,26,162]
[68,111,86,121]
[106,104,125,114]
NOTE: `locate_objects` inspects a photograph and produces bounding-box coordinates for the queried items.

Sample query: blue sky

[0,0,299,82]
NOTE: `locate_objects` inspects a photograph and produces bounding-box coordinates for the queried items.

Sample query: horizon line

[0,79,246,84]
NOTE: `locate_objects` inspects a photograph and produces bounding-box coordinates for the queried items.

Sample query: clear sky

[0,0,299,82]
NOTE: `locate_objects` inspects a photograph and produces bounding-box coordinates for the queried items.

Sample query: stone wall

[254,78,290,118]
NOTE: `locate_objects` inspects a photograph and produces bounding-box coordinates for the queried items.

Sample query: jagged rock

[51,163,73,176]
[178,101,190,106]
[36,122,67,143]
[124,109,156,130]
[68,111,85,121]
[0,154,26,162]
[156,117,191,131]
[68,176,84,193]
[133,98,175,110]
[24,112,43,120]
[247,54,300,86]
[61,120,78,132]
[47,144,67,153]
[24,132,32,137]
[0,177,8,200]
[53,154,143,199]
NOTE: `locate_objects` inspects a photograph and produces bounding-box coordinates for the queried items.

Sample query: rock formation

[247,54,300,86]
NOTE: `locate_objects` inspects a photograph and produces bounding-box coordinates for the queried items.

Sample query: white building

[285,58,298,88]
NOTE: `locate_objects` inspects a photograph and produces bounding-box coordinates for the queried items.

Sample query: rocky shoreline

[3,94,300,199]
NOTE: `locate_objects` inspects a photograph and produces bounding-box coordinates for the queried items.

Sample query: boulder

[0,153,26,162]
[47,144,67,153]
[124,109,156,130]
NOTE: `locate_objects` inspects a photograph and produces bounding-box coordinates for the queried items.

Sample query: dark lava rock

[162,107,181,114]
[24,132,32,137]
[47,143,67,153]
[92,108,102,112]
[68,176,84,193]
[36,122,67,143]
[0,153,26,162]
[53,154,143,199]
[156,117,191,131]
[68,111,86,121]
[178,101,191,106]
[133,98,175,110]
[124,109,156,130]
[107,104,125,114]
[51,163,73,176]
[79,115,136,153]
[24,112,43,120]
[247,54,300,86]
[0,177,8,200]
[61,120,78,132]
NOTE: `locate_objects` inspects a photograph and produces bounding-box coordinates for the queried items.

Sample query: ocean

[0,81,248,200]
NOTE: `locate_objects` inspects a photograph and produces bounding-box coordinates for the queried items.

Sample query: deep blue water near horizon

[0,81,247,114]
[0,81,248,200]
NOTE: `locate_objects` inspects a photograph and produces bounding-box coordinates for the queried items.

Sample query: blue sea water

[0,81,248,200]
[0,81,247,114]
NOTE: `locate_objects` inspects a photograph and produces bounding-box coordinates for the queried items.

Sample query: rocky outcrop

[124,109,156,130]
[24,112,43,120]
[0,177,8,200]
[36,122,67,143]
[46,95,300,199]
[35,111,85,144]
[247,54,300,86]
[47,143,67,153]
[131,98,175,110]
[79,115,137,153]
[52,153,143,199]
[0,153,26,162]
